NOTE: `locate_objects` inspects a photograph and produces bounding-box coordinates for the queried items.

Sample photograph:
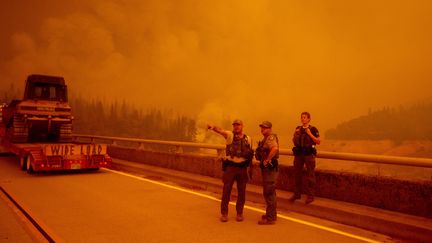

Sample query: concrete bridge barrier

[107,145,432,218]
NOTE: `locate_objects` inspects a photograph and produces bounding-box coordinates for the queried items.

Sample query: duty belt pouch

[270,159,279,171]
[311,147,317,156]
[292,147,300,156]
[245,159,252,167]
[304,147,317,156]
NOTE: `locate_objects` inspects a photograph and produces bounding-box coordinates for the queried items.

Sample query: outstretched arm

[207,124,229,139]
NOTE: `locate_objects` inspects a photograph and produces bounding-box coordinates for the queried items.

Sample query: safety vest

[226,134,253,160]
[293,126,317,148]
[257,134,279,160]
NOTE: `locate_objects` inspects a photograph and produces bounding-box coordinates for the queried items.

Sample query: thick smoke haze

[1,0,431,137]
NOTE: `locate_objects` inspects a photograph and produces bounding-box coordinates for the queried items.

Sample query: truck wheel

[19,156,27,171]
[26,156,34,174]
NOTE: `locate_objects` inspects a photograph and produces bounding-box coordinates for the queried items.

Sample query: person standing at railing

[207,119,254,223]
[255,121,279,225]
[290,112,321,204]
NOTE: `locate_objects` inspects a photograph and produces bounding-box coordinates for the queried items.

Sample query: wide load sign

[44,144,107,156]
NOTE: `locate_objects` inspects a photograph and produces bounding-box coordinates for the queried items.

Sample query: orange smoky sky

[0,0,431,135]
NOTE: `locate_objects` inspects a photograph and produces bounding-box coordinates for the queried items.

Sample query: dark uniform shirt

[294,126,319,148]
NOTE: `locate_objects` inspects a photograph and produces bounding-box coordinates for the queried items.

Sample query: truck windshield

[29,84,67,101]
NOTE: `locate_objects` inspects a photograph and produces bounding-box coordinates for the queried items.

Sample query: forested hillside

[0,84,196,142]
[326,103,432,140]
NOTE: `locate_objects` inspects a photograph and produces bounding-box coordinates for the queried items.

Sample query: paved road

[0,192,33,242]
[0,155,394,243]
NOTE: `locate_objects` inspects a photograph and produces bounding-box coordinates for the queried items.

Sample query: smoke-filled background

[1,0,432,138]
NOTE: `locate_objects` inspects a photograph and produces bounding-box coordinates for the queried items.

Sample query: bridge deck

[0,156,392,242]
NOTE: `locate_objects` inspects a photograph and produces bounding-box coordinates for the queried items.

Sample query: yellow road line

[103,168,381,243]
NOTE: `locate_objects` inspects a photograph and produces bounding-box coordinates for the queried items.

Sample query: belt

[225,160,250,168]
[293,146,316,155]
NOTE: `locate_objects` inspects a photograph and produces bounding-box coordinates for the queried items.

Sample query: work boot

[236,214,244,222]
[258,218,275,225]
[220,214,228,222]
[305,196,314,205]
[288,194,301,202]
[262,214,277,221]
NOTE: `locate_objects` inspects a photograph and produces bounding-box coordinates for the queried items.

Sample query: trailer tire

[19,156,27,171]
[26,156,34,174]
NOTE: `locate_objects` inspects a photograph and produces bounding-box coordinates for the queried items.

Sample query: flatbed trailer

[0,75,112,173]
[0,139,112,173]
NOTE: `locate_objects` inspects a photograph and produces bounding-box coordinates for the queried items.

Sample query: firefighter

[255,121,279,225]
[290,112,321,204]
[207,119,254,222]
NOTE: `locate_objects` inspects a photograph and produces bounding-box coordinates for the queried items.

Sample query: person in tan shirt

[255,121,279,225]
[207,119,253,222]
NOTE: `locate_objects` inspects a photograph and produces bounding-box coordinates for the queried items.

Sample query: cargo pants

[261,167,278,221]
[221,165,248,215]
[293,154,316,197]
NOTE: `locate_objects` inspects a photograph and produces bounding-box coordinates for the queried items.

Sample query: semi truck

[0,74,111,172]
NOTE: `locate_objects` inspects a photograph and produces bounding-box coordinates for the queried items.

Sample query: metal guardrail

[72,134,432,168]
